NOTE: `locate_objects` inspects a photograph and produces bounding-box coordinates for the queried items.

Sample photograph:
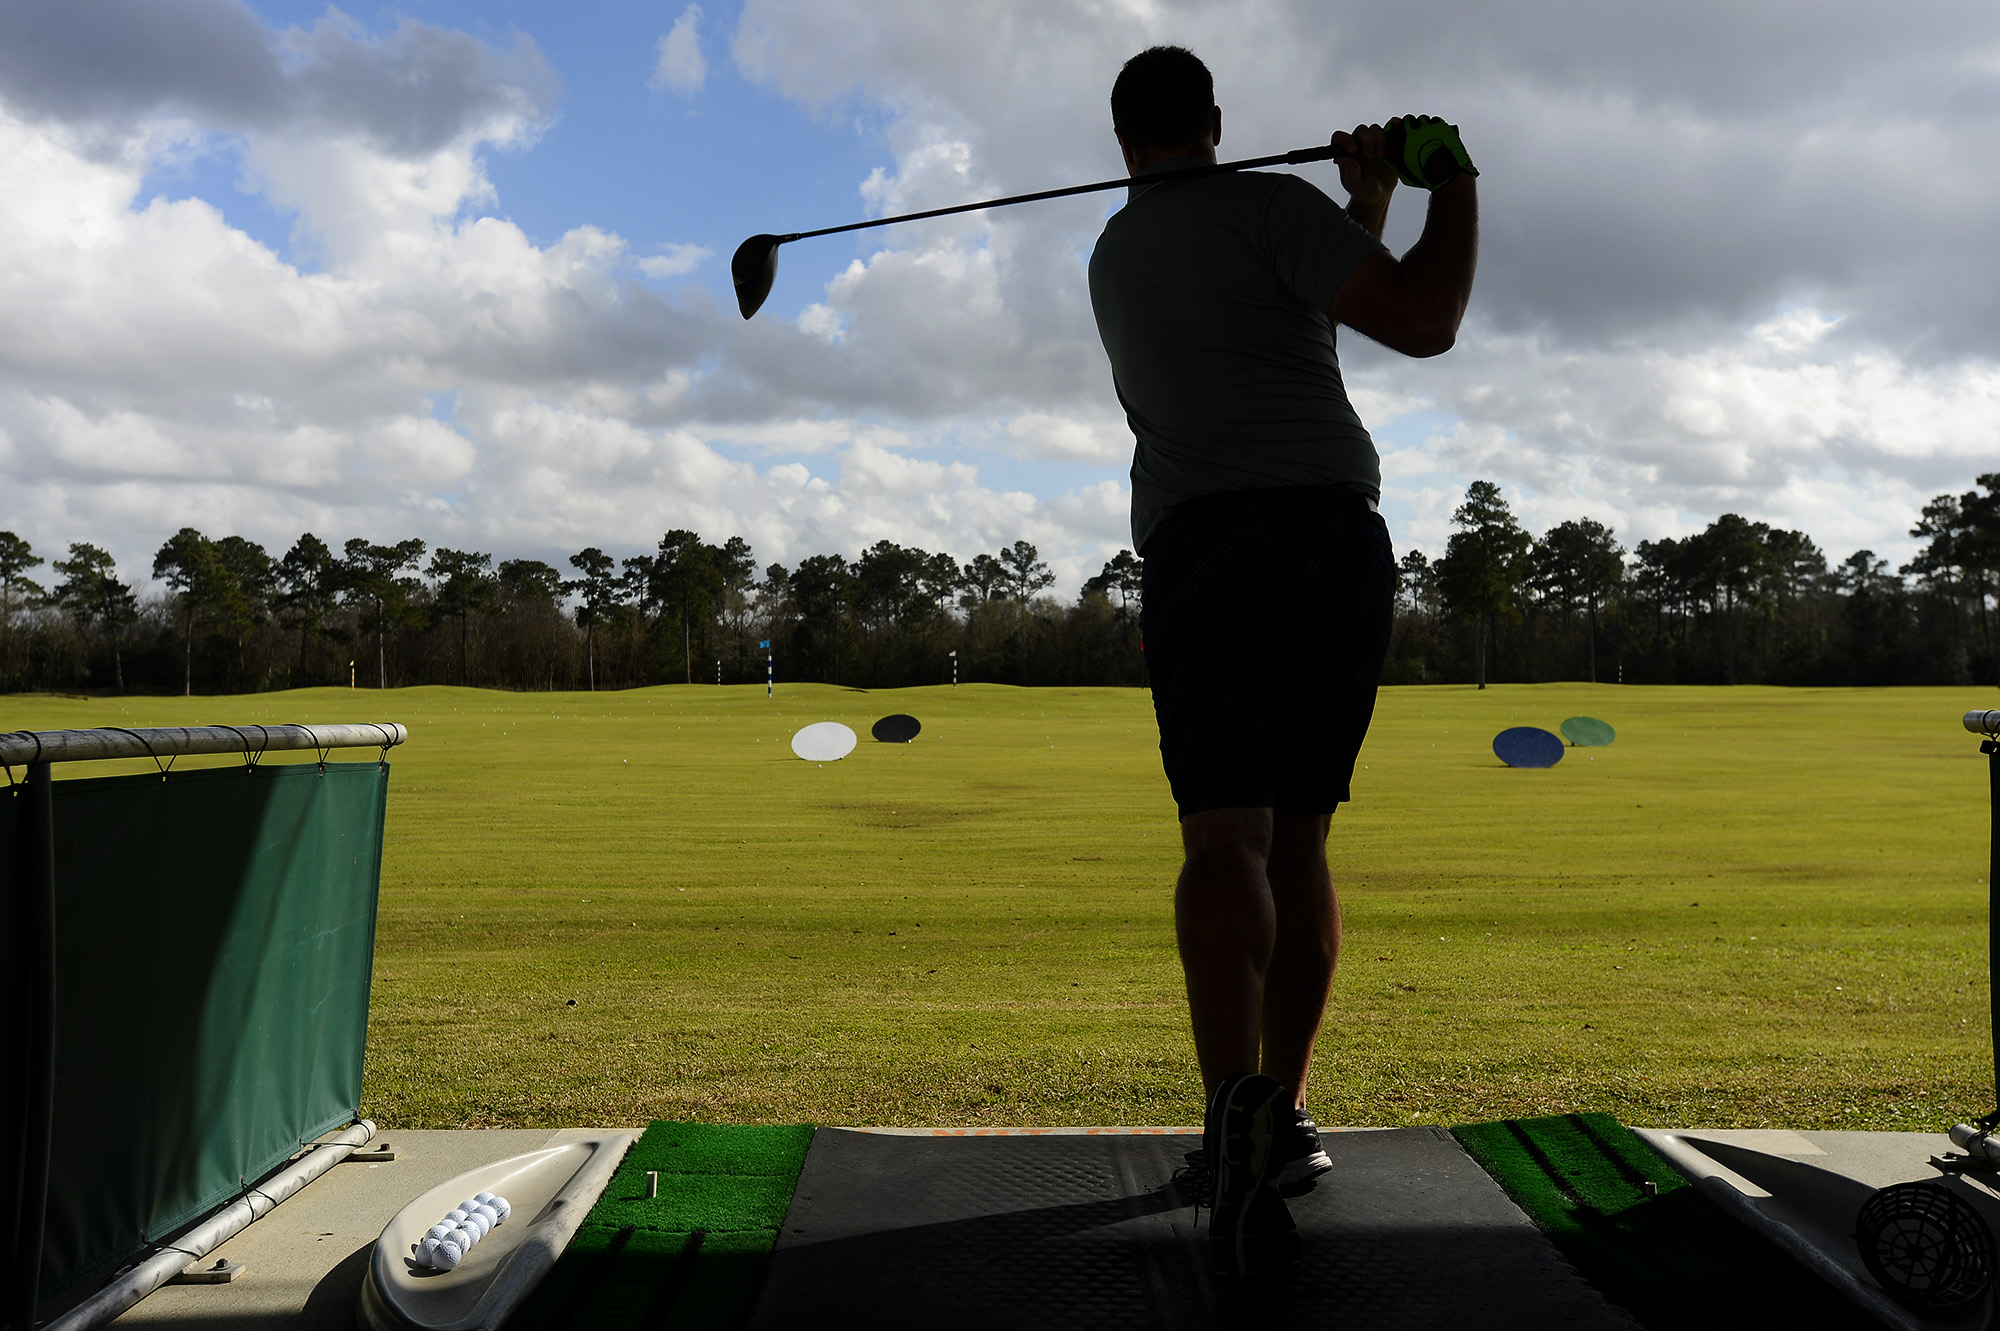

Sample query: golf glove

[1390,116,1478,189]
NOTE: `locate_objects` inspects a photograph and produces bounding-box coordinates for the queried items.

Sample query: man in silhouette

[1088,45,1479,1280]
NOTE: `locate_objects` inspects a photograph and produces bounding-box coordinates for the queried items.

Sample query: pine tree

[1435,481,1531,688]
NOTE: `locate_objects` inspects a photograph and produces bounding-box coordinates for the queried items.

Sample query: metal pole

[43,1122,375,1331]
[12,760,57,1331]
[0,724,408,767]
[766,653,772,698]
[1971,712,2000,1121]
[1988,735,1999,1117]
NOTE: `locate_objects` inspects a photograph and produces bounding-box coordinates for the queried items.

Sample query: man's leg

[1179,806,1306,1279]
[1260,811,1338,1109]
[1175,806,1275,1095]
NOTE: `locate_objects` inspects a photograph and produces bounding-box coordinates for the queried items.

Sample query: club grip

[1310,127,1407,165]
[1284,144,1341,165]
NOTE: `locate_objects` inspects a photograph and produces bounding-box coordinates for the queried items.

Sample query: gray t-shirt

[1088,159,1389,551]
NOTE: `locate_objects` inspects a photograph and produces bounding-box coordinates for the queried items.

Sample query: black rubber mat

[747,1128,1640,1330]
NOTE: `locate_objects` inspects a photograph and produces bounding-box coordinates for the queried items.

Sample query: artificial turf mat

[510,1122,813,1331]
[1451,1114,1887,1330]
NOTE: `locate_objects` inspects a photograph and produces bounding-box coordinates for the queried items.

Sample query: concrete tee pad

[106,1129,614,1330]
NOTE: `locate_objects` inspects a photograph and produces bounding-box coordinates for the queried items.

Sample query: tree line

[0,472,1992,696]
[1391,474,1999,688]
[0,528,1144,695]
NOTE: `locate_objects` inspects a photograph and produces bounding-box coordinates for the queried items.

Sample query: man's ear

[1115,127,1137,174]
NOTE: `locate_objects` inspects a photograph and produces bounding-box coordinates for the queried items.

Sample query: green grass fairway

[6,683,1995,1130]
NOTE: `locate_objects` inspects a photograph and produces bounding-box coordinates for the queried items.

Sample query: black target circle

[871,714,921,743]
[1855,1181,1995,1312]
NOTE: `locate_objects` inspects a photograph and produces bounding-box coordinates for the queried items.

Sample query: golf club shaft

[773,144,1341,245]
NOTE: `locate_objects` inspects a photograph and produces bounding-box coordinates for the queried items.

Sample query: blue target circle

[1493,727,1565,769]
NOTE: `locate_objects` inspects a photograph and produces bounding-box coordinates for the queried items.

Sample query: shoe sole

[1277,1146,1332,1196]
[1186,1137,1332,1199]
[1207,1075,1300,1279]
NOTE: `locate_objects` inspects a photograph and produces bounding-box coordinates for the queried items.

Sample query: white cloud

[0,89,1134,587]
[796,302,846,343]
[723,0,2000,513]
[1368,314,2000,558]
[5,0,2000,599]
[0,3,557,156]
[650,6,707,95]
[696,419,912,457]
[1003,412,1128,464]
[636,242,713,279]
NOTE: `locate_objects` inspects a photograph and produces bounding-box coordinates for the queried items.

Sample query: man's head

[1111,46,1219,172]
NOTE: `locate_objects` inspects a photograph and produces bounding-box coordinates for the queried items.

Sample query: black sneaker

[1204,1073,1300,1281]
[1183,1106,1332,1200]
[1276,1108,1332,1195]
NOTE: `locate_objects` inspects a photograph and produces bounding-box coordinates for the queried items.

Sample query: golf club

[732,140,1362,319]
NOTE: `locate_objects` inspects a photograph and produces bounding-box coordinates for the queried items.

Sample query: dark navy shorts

[1140,489,1395,820]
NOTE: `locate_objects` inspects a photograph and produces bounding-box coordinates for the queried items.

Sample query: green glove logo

[1392,116,1478,190]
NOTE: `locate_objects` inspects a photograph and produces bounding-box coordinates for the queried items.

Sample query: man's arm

[1326,122,1478,358]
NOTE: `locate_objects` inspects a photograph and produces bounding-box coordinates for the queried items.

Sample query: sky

[1,0,1996,598]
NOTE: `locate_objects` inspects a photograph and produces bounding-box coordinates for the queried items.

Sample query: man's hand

[1330,123,1398,237]
[1387,115,1478,190]
[1336,122,1400,229]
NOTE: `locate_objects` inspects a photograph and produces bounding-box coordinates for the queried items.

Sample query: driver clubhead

[732,234,782,319]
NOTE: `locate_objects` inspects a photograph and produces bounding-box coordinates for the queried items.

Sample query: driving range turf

[5,682,1994,1132]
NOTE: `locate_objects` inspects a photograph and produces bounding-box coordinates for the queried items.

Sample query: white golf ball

[471,1204,499,1226]
[469,1214,494,1239]
[426,1223,455,1241]
[460,1197,485,1214]
[489,1196,511,1220]
[473,1191,495,1205]
[418,1236,444,1265]
[445,1208,470,1224]
[432,1238,463,1270]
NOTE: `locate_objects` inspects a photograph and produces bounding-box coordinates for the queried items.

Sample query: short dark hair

[1110,46,1214,150]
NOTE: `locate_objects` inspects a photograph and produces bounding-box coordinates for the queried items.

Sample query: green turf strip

[510,1122,813,1331]
[1452,1114,1885,1330]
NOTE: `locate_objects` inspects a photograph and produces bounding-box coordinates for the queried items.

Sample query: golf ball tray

[412,1192,511,1270]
